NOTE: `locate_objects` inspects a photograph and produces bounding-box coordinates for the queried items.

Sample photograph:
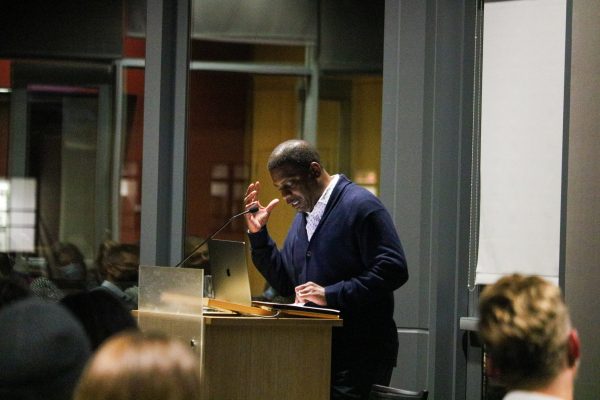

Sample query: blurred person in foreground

[244,139,408,399]
[478,274,580,400]
[61,290,138,351]
[0,297,91,400]
[74,331,201,400]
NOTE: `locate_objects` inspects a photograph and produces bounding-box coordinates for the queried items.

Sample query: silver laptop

[208,239,253,307]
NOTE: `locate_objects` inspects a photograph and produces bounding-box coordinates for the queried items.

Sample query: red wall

[0,60,10,177]
[0,60,10,88]
[185,71,249,241]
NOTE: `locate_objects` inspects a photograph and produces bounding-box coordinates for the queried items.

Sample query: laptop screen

[208,239,253,306]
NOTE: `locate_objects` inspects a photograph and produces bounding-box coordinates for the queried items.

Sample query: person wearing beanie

[0,297,92,400]
[29,275,65,302]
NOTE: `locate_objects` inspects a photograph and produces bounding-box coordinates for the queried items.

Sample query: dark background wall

[0,0,123,60]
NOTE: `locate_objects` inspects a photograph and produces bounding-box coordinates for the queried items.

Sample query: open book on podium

[201,298,340,319]
[252,300,340,319]
[155,295,340,319]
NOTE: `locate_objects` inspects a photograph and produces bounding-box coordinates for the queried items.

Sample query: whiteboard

[475,0,567,285]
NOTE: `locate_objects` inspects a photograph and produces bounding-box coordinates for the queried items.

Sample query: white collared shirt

[100,280,135,304]
[504,390,563,400]
[305,174,339,240]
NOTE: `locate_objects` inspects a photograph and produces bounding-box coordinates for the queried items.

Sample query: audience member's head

[74,331,202,400]
[0,277,31,310]
[478,274,580,398]
[60,290,138,350]
[0,297,91,400]
[52,242,87,281]
[103,243,140,288]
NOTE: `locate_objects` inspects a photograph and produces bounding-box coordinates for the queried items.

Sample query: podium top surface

[203,315,343,327]
[134,310,342,327]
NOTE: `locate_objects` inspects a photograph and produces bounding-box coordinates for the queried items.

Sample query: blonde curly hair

[478,274,571,389]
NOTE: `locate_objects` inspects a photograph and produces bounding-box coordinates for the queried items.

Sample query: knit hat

[29,276,65,302]
[0,298,91,400]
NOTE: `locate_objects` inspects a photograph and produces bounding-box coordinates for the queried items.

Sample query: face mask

[115,267,139,285]
[60,263,84,279]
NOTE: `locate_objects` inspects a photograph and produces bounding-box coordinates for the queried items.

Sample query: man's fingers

[295,283,311,297]
[244,181,260,197]
[265,198,280,213]
[244,201,259,214]
[296,281,313,290]
[244,190,257,204]
[244,183,255,196]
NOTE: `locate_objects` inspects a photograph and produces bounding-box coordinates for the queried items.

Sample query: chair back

[369,384,428,400]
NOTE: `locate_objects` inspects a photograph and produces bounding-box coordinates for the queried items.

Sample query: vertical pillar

[140,0,190,266]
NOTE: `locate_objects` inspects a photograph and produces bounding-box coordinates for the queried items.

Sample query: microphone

[174,206,259,268]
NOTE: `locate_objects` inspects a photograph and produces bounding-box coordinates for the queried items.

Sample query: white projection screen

[475,0,567,285]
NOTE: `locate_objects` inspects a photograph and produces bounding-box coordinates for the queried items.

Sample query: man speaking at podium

[244,139,408,400]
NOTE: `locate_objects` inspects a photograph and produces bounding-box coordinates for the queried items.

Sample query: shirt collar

[306,174,339,216]
[504,390,564,400]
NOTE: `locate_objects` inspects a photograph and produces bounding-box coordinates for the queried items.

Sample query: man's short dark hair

[105,244,139,266]
[102,244,140,282]
[267,139,321,172]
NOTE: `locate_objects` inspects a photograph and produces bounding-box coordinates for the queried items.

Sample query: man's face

[270,164,321,213]
[107,252,140,284]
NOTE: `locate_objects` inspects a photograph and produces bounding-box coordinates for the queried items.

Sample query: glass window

[0,14,147,292]
[0,63,112,290]
[119,65,144,244]
[318,75,382,195]
[184,69,302,246]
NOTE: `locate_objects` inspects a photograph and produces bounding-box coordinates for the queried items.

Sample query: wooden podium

[203,316,341,399]
[135,266,341,400]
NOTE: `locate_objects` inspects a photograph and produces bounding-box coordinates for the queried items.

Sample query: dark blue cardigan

[249,175,408,368]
